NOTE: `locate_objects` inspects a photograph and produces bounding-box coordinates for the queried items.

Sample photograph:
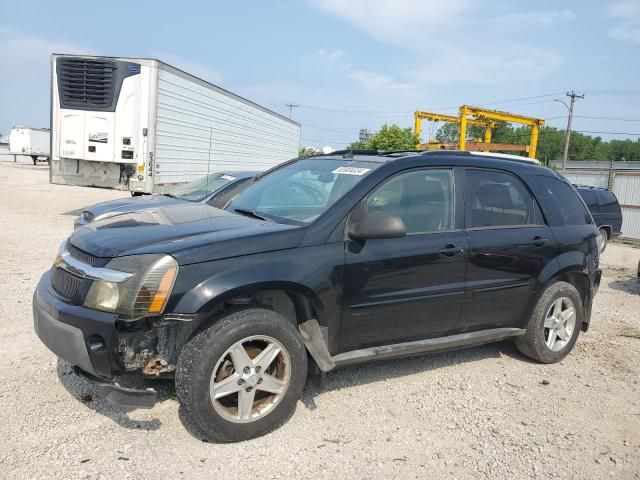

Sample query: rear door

[456,168,556,333]
[340,167,468,351]
[597,190,623,235]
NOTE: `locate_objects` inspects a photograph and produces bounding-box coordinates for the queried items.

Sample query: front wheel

[515,281,583,363]
[176,308,308,442]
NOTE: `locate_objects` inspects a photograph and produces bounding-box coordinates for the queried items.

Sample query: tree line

[300,123,640,161]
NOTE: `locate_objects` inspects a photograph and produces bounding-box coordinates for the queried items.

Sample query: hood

[84,194,185,220]
[70,203,305,265]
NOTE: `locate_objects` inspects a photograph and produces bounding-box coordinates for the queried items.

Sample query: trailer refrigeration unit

[9,126,50,164]
[50,54,301,193]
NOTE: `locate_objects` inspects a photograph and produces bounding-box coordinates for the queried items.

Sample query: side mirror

[349,211,406,240]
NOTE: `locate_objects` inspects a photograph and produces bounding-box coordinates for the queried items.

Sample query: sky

[1,0,640,149]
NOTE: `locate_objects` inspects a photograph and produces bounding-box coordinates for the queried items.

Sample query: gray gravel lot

[1,160,639,479]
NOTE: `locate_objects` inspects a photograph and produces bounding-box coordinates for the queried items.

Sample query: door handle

[531,236,549,247]
[439,244,464,256]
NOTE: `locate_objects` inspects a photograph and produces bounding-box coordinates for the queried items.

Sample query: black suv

[34,151,602,442]
[574,185,622,252]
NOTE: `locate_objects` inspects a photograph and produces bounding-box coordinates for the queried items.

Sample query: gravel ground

[1,161,639,479]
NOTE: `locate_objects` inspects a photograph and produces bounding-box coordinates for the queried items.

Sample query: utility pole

[285,103,299,120]
[559,91,584,170]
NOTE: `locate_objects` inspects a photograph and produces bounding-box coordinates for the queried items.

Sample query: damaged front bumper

[74,367,156,409]
[33,272,195,408]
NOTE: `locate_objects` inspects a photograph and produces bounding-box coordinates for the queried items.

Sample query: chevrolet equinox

[34,151,602,442]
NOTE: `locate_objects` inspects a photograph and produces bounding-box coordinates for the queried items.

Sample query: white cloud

[311,49,349,69]
[493,10,575,28]
[348,70,411,92]
[308,1,568,87]
[0,28,93,133]
[156,53,222,83]
[608,1,640,43]
[410,46,564,85]
[609,1,640,19]
[310,0,470,48]
[300,48,410,92]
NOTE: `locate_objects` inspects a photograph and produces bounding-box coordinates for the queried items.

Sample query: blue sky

[1,0,640,149]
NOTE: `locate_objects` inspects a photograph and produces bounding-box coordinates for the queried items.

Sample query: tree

[299,147,317,158]
[346,140,369,150]
[366,124,419,151]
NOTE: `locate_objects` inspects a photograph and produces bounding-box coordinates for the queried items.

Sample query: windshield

[167,173,238,202]
[227,158,376,225]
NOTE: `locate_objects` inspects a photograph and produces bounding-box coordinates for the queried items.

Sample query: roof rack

[468,151,540,165]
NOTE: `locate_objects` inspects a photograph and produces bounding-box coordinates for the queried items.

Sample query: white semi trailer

[9,126,50,164]
[50,54,301,193]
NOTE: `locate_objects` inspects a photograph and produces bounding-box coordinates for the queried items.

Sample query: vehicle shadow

[608,277,640,295]
[55,359,174,431]
[301,339,528,410]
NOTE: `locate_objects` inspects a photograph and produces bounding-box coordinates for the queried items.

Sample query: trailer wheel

[31,156,38,165]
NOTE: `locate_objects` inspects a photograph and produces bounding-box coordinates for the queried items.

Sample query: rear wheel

[599,228,609,253]
[176,308,307,442]
[515,281,583,363]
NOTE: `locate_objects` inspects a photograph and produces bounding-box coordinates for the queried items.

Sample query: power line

[296,92,566,116]
[301,124,358,134]
[573,115,640,122]
[285,103,299,120]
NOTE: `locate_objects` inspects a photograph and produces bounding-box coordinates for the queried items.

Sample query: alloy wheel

[209,335,291,423]
[544,297,576,352]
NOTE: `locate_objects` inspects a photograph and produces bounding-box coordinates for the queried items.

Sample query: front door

[340,168,467,351]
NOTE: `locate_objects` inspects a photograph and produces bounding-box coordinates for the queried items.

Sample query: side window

[598,191,620,214]
[578,189,598,209]
[538,176,593,226]
[466,169,540,228]
[364,169,455,234]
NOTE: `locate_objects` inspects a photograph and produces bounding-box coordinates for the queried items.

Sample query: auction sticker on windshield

[332,167,371,175]
[221,175,236,181]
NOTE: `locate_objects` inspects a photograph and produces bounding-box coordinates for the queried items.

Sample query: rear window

[578,189,598,208]
[538,177,593,226]
[598,190,620,214]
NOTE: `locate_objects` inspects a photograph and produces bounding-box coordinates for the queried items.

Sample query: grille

[51,267,82,299]
[57,58,117,109]
[68,243,100,266]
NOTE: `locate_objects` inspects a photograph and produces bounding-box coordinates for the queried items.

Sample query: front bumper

[34,272,119,379]
[33,272,157,408]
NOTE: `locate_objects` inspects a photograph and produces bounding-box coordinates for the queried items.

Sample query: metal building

[553,161,640,239]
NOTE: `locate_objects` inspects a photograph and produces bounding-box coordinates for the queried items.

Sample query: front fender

[169,244,345,330]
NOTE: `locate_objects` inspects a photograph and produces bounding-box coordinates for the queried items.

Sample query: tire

[515,281,583,364]
[599,228,609,253]
[176,308,308,442]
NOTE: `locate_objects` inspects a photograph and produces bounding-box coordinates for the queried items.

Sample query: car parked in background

[74,171,259,229]
[35,151,602,442]
[574,185,622,252]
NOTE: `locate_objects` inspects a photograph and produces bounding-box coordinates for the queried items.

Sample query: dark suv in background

[574,185,622,252]
[34,151,602,442]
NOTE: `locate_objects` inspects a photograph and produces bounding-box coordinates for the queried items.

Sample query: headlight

[84,254,178,319]
[80,211,95,223]
[84,281,119,311]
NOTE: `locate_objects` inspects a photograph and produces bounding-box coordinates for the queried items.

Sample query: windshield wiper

[162,193,179,199]
[234,208,268,221]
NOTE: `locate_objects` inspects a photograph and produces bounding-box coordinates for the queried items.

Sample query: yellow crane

[413,106,546,159]
[458,105,545,159]
[414,111,493,151]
